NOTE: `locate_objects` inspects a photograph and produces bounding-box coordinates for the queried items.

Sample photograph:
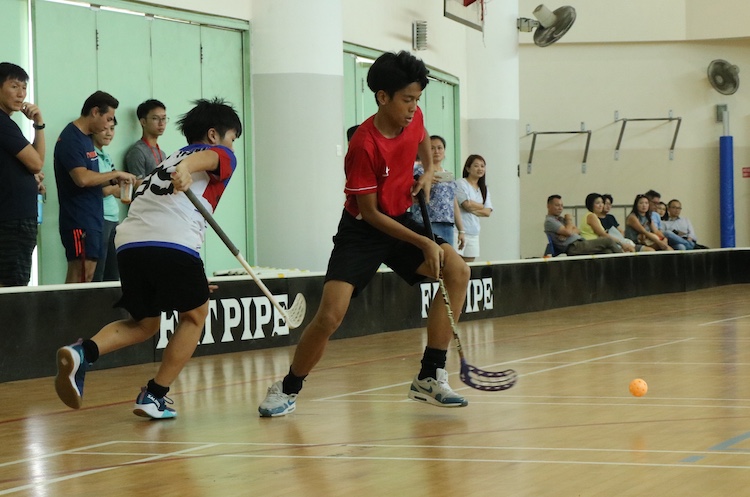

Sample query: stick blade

[285,293,307,329]
[459,360,517,392]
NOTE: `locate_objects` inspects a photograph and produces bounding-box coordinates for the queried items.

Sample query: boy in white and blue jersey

[54,98,242,419]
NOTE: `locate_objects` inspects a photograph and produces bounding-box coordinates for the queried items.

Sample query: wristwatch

[33,123,46,130]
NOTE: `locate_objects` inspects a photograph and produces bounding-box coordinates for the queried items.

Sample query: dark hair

[585,193,602,212]
[346,124,359,142]
[658,201,668,221]
[644,189,661,201]
[602,193,613,204]
[136,99,166,120]
[547,194,561,204]
[630,194,650,217]
[0,62,29,84]
[667,199,680,208]
[80,91,119,116]
[177,97,242,144]
[367,51,429,105]
[430,135,446,147]
[462,154,487,202]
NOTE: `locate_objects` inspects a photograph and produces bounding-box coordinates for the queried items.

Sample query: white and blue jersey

[115,143,236,259]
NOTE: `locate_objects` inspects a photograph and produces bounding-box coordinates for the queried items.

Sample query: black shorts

[0,218,37,286]
[325,210,446,297]
[115,246,209,321]
[60,227,102,261]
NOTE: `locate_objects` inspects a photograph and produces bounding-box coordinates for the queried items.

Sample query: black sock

[147,379,170,399]
[282,367,307,395]
[418,347,447,380]
[81,339,99,364]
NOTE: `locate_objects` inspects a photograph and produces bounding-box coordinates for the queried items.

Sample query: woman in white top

[456,154,492,262]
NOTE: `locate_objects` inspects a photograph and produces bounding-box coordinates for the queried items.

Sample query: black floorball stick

[417,190,517,391]
[185,189,306,329]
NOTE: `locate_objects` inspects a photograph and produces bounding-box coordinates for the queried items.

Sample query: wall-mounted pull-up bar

[614,110,682,160]
[525,123,592,174]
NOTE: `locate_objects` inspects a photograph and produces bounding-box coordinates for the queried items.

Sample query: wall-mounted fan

[708,59,739,95]
[517,4,576,47]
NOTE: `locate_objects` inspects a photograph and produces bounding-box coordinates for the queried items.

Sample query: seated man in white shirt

[662,199,707,250]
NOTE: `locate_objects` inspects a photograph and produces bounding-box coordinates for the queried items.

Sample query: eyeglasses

[148,116,169,124]
[670,206,682,210]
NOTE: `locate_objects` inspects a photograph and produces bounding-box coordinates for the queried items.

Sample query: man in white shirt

[662,199,706,250]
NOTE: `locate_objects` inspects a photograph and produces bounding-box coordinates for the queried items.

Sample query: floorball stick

[185,188,306,329]
[417,190,517,391]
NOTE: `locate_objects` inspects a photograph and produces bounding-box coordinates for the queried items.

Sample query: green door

[200,25,249,276]
[34,0,98,284]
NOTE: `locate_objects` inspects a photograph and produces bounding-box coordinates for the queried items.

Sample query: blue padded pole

[719,135,735,248]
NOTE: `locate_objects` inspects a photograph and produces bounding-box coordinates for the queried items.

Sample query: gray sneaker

[408,368,468,407]
[258,381,297,417]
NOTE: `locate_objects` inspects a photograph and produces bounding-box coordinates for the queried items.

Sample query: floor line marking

[314,338,637,401]
[210,452,750,470]
[0,443,219,496]
[519,338,694,377]
[0,441,118,469]
[699,314,750,326]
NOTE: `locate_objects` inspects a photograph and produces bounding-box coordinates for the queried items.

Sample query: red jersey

[344,107,425,217]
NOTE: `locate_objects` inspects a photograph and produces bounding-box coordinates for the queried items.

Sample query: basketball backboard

[444,0,484,31]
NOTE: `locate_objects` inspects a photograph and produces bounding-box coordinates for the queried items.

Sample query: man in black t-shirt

[0,62,46,286]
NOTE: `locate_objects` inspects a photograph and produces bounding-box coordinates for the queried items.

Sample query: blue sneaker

[258,381,297,417]
[408,368,468,407]
[55,340,88,409]
[133,387,177,419]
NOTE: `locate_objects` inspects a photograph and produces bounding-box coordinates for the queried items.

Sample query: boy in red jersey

[259,51,471,417]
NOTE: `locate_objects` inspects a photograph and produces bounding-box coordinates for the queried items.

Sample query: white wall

[517,1,750,257]
[141,0,750,263]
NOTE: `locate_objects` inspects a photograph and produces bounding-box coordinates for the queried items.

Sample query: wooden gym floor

[2,284,750,496]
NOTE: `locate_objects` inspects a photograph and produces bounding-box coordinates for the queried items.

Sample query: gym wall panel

[149,18,201,157]
[353,59,378,126]
[2,0,29,129]
[422,78,458,175]
[252,72,344,272]
[30,0,252,284]
[95,9,153,166]
[199,25,250,276]
[342,53,357,139]
[34,0,98,285]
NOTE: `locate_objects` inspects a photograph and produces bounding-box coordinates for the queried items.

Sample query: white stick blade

[285,293,307,329]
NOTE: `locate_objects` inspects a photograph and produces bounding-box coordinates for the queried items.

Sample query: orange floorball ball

[629,378,648,397]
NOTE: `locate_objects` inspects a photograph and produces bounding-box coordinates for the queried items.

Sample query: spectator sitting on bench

[663,199,708,250]
[625,194,668,252]
[544,194,623,256]
[645,189,687,250]
[581,193,634,252]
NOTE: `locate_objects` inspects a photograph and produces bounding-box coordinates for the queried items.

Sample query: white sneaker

[258,381,297,417]
[408,368,468,407]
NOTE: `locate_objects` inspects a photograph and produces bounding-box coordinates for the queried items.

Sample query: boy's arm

[170,149,221,191]
[412,133,434,200]
[358,192,442,279]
